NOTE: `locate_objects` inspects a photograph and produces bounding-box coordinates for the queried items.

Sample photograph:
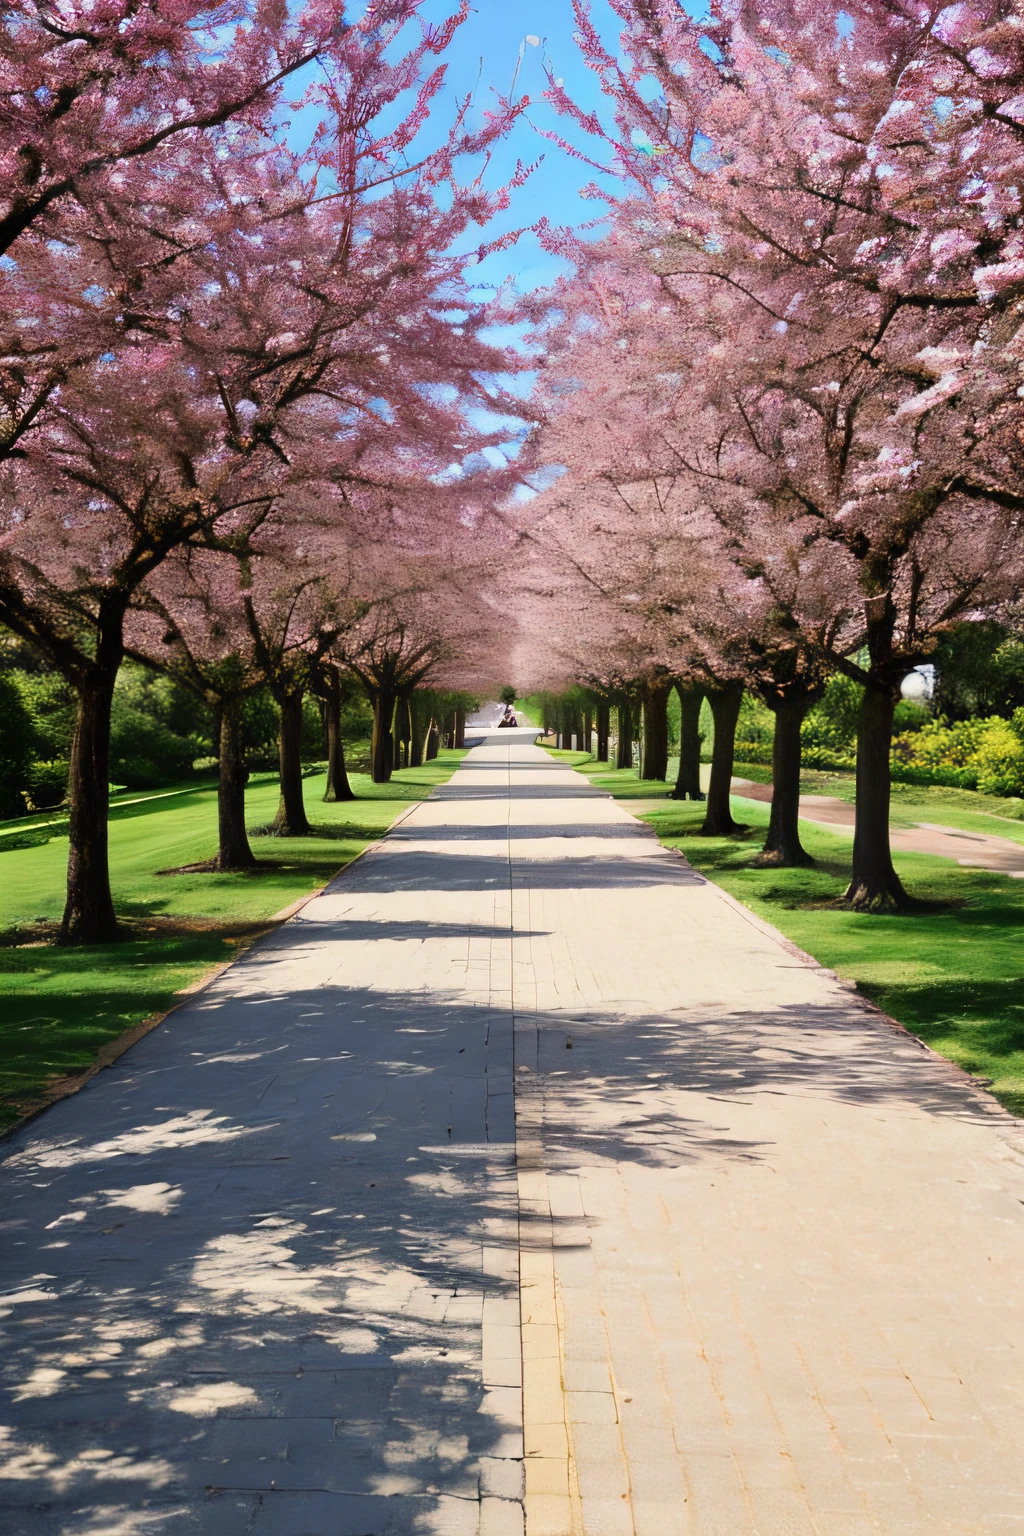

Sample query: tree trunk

[671,682,705,800]
[702,683,744,834]
[370,688,396,783]
[454,709,466,748]
[273,690,312,835]
[60,666,120,945]
[583,709,592,756]
[641,681,671,780]
[217,694,257,868]
[596,704,610,762]
[322,678,355,803]
[845,681,909,910]
[409,695,426,768]
[394,693,410,770]
[759,694,813,867]
[615,702,633,770]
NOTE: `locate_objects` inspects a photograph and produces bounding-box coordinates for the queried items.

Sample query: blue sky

[281,3,632,467]
[287,1,627,297]
[411,0,625,293]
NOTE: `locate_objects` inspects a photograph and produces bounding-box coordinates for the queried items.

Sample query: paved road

[2,735,1024,1536]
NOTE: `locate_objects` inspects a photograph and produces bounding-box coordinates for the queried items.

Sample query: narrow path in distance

[2,733,1023,1536]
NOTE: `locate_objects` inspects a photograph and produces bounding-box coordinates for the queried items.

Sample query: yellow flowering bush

[735,707,1024,796]
[892,711,1024,796]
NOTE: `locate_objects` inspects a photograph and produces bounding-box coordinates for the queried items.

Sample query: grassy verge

[561,752,1024,1117]
[0,752,465,1130]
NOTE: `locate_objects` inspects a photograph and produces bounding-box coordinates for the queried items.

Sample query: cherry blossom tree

[128,551,273,872]
[1,0,329,259]
[532,0,1024,907]
[0,341,281,933]
[312,658,358,802]
[338,548,510,782]
[0,0,526,460]
[0,5,529,942]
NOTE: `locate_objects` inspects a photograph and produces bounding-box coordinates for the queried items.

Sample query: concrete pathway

[3,736,1024,1535]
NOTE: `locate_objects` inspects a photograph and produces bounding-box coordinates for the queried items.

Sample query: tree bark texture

[322,678,355,802]
[641,680,671,781]
[671,683,705,800]
[583,710,593,756]
[454,709,466,749]
[273,690,312,834]
[596,703,610,762]
[702,683,744,834]
[371,688,396,783]
[409,695,427,768]
[394,693,410,770]
[217,694,257,868]
[615,702,633,770]
[759,694,813,867]
[61,666,120,944]
[846,681,909,909]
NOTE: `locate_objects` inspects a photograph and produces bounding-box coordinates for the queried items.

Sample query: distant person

[498,705,517,728]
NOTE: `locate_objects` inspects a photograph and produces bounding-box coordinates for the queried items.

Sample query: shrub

[110,707,202,789]
[14,669,76,760]
[932,623,1024,719]
[802,673,864,752]
[0,674,34,817]
[973,720,1024,797]
[242,687,281,770]
[892,715,1024,797]
[26,758,70,810]
[733,739,857,773]
[301,693,324,762]
[737,707,1024,796]
[736,692,774,746]
[892,698,931,733]
[109,666,209,789]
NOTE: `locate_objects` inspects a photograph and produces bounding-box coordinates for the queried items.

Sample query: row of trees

[511,0,1024,911]
[9,0,1024,935]
[0,1,525,942]
[0,640,479,818]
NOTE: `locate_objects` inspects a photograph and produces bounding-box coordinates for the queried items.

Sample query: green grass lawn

[561,752,1024,1118]
[0,752,465,1129]
[542,747,682,799]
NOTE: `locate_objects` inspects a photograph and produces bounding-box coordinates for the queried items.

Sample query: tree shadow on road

[0,977,524,1536]
[0,948,1006,1532]
[341,847,705,892]
[389,823,657,844]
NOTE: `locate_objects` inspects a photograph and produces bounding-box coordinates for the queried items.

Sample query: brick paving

[2,733,1023,1535]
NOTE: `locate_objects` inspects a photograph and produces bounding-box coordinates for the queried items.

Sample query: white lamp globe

[900,665,934,701]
